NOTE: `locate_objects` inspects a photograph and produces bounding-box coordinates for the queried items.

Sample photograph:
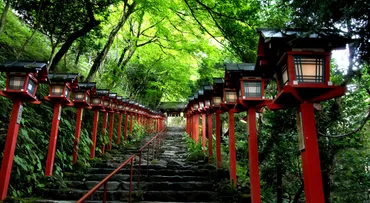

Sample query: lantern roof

[48,73,78,83]
[198,89,204,96]
[109,93,117,99]
[256,28,349,74]
[212,78,224,96]
[194,93,199,99]
[129,101,135,105]
[225,63,255,71]
[204,85,213,91]
[75,82,96,91]
[188,96,194,101]
[258,28,347,45]
[0,60,49,82]
[94,89,109,97]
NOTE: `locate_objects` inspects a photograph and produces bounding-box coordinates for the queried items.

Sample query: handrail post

[138,151,142,187]
[103,182,107,203]
[129,158,133,203]
[147,143,150,177]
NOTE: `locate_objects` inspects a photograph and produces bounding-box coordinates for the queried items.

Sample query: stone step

[65,173,209,182]
[65,181,137,190]
[66,181,213,191]
[143,191,218,202]
[39,189,142,201]
[88,168,211,176]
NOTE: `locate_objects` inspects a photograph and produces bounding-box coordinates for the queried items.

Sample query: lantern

[212,96,222,107]
[117,96,124,111]
[46,73,78,105]
[205,100,211,107]
[0,61,48,103]
[91,89,109,110]
[72,82,96,108]
[223,88,237,104]
[239,77,265,99]
[0,60,48,201]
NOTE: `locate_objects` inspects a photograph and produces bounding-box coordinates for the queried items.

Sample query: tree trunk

[276,151,283,203]
[18,28,37,58]
[117,46,130,67]
[292,184,304,203]
[49,19,99,72]
[74,45,82,67]
[119,47,136,69]
[0,0,11,35]
[85,2,136,82]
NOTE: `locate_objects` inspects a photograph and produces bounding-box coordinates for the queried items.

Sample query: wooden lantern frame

[72,82,96,108]
[0,61,48,104]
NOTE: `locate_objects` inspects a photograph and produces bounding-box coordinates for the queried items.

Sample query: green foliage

[183,133,207,162]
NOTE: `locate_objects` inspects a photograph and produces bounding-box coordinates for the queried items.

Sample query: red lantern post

[210,78,224,168]
[225,63,273,203]
[221,84,238,186]
[256,29,348,203]
[107,93,117,150]
[116,96,124,144]
[0,61,48,201]
[44,73,78,176]
[71,82,96,164]
[89,89,109,158]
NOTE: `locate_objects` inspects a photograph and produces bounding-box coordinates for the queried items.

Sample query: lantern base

[44,96,73,106]
[268,85,346,110]
[221,103,236,112]
[236,98,271,112]
[73,101,91,109]
[0,91,40,104]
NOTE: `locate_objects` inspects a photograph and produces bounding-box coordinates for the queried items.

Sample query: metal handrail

[137,129,167,186]
[76,129,167,203]
[76,154,136,203]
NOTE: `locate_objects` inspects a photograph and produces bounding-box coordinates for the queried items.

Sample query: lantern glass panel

[74,92,85,101]
[92,97,101,105]
[85,94,90,103]
[243,81,262,98]
[26,79,36,95]
[194,103,199,109]
[213,97,222,106]
[199,101,204,108]
[51,85,64,96]
[205,100,211,107]
[294,56,325,83]
[225,91,237,103]
[103,100,110,107]
[118,104,123,110]
[281,65,289,85]
[65,87,70,98]
[112,103,117,108]
[8,76,25,90]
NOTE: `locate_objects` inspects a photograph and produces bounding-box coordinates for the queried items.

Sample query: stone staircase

[18,127,231,202]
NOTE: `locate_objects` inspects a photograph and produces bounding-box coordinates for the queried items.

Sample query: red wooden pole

[108,112,114,150]
[90,111,99,158]
[299,102,325,203]
[101,112,108,154]
[228,109,237,187]
[202,113,206,149]
[130,113,133,136]
[117,113,123,144]
[124,113,128,141]
[207,113,213,158]
[0,100,23,200]
[248,108,261,203]
[72,108,84,164]
[194,114,199,143]
[215,110,222,168]
[45,103,62,176]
